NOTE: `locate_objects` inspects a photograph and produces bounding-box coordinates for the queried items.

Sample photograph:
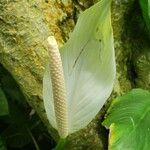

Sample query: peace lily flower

[43,0,115,139]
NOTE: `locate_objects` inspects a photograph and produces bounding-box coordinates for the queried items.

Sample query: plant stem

[54,138,66,150]
[27,128,40,150]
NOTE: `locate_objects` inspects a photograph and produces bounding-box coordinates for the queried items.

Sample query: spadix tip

[47,36,58,49]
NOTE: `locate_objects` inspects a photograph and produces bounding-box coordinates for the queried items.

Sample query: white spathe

[43,0,116,137]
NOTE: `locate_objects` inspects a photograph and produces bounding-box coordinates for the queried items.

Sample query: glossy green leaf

[0,87,9,116]
[103,89,150,150]
[43,0,115,136]
[139,0,150,33]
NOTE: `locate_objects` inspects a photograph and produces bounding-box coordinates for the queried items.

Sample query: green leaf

[103,89,150,150]
[43,0,115,136]
[0,87,9,116]
[1,102,32,148]
[0,136,7,150]
[139,0,150,33]
[3,125,31,148]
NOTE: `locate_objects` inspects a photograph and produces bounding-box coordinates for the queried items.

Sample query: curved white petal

[60,0,115,134]
[43,65,57,129]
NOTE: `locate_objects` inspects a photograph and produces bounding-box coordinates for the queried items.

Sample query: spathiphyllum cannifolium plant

[43,0,116,147]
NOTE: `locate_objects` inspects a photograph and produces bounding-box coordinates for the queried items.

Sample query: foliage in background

[0,136,7,150]
[0,88,8,150]
[0,87,9,117]
[0,65,55,150]
[103,89,150,150]
[139,0,150,34]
